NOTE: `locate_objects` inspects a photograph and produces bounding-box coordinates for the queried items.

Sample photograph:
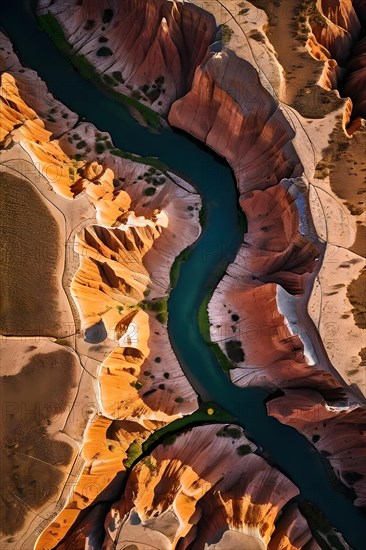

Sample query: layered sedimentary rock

[0,32,77,137]
[342,36,366,120]
[2,0,366,546]
[37,0,217,114]
[169,45,366,505]
[1,32,202,549]
[0,69,84,198]
[267,389,366,506]
[34,415,164,549]
[305,0,366,127]
[57,424,319,549]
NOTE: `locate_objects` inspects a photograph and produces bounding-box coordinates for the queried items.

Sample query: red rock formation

[1,30,205,548]
[97,424,319,549]
[342,36,366,120]
[314,0,360,64]
[306,0,366,126]
[169,46,365,506]
[169,51,302,193]
[0,33,77,137]
[37,0,217,114]
[267,389,366,506]
[268,504,321,550]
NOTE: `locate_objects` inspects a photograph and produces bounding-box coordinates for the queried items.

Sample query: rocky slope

[37,0,217,115]
[305,0,366,129]
[1,33,202,548]
[58,424,321,550]
[169,44,366,505]
[2,0,365,546]
[267,389,366,506]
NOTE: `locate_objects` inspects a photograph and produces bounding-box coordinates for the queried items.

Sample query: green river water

[1,2,365,547]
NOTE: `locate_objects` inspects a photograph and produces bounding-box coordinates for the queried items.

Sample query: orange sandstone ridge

[1,32,201,548]
[1,0,365,547]
[57,424,322,549]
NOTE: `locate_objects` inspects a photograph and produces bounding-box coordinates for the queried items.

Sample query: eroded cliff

[37,0,217,116]
[169,44,366,506]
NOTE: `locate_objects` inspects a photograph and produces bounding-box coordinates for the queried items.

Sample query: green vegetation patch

[38,13,69,55]
[225,340,245,363]
[110,149,167,172]
[124,440,142,468]
[198,292,211,342]
[198,291,236,372]
[211,342,236,372]
[170,247,191,288]
[221,24,234,45]
[103,74,118,87]
[141,402,236,453]
[96,47,113,57]
[140,298,168,324]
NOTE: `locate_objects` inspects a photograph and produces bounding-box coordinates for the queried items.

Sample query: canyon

[1,0,365,549]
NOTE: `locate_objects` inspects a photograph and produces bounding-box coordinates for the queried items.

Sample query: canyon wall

[62,424,321,550]
[37,0,217,115]
[169,43,366,506]
[1,0,365,547]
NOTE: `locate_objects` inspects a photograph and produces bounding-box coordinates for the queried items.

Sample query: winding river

[1,2,365,548]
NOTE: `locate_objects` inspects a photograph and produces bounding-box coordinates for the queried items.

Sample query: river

[1,2,365,548]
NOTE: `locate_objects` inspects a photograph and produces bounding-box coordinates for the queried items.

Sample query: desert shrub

[143,187,156,196]
[112,71,124,83]
[221,24,234,45]
[237,444,251,455]
[96,47,113,57]
[102,9,114,24]
[95,142,105,154]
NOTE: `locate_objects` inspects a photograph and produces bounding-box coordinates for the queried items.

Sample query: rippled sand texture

[0,341,81,544]
[0,172,64,335]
